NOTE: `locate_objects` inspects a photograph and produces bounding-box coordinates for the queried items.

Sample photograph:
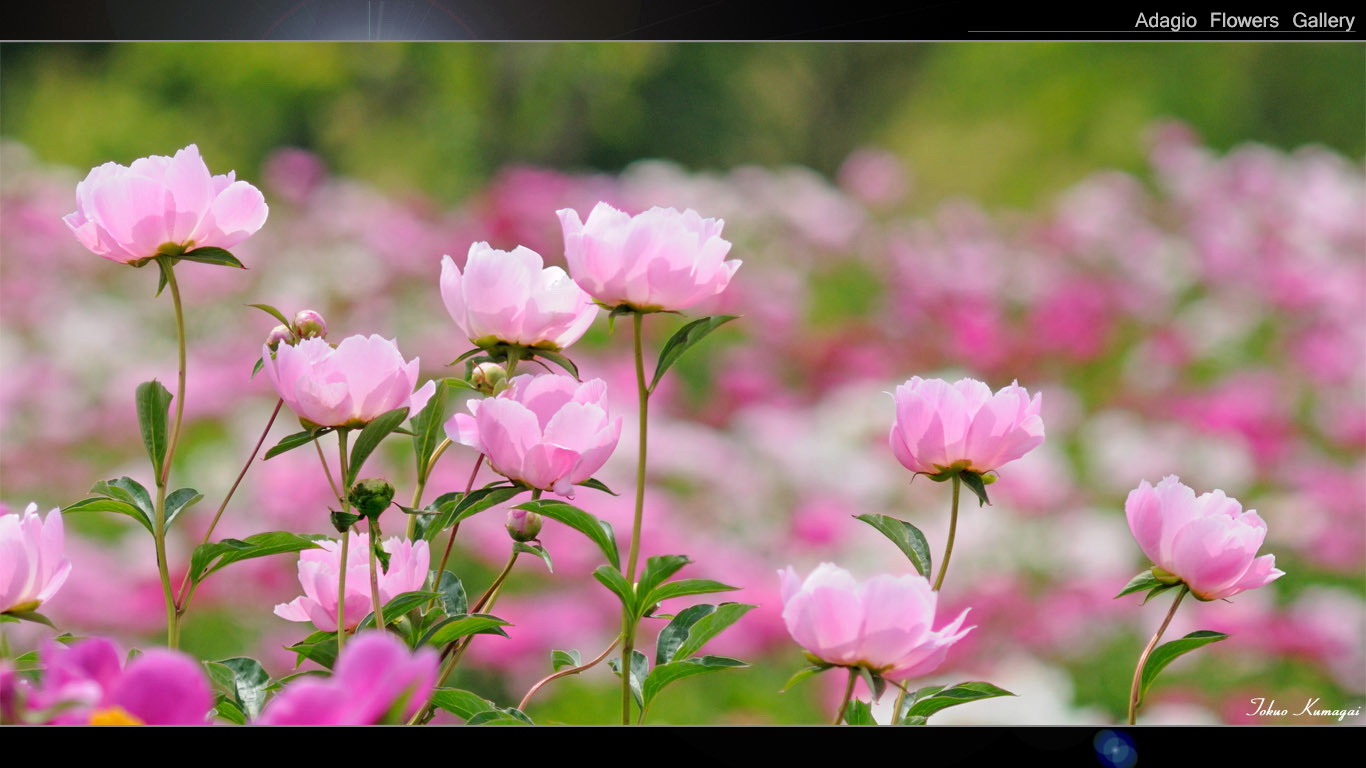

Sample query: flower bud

[265,324,295,351]
[348,478,396,521]
[470,362,508,395]
[292,309,328,340]
[505,508,543,542]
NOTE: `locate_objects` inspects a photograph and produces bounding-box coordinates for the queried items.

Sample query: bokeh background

[1,42,1363,724]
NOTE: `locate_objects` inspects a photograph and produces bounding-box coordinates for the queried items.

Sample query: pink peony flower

[63,144,268,265]
[275,532,430,633]
[1125,476,1285,601]
[557,202,741,312]
[1,503,71,614]
[26,637,211,724]
[440,243,598,350]
[262,334,436,429]
[256,631,438,725]
[446,373,622,497]
[779,564,973,681]
[889,377,1045,477]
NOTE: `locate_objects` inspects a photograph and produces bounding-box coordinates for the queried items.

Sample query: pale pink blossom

[446,373,621,497]
[889,377,1045,476]
[0,503,71,614]
[63,144,267,264]
[779,563,973,681]
[25,637,211,724]
[263,334,435,429]
[274,532,430,633]
[1125,476,1284,600]
[256,631,438,725]
[557,202,740,312]
[441,243,597,350]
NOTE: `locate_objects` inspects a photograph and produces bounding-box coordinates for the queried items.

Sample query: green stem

[436,454,484,578]
[834,667,859,724]
[620,311,650,725]
[406,437,453,540]
[152,257,188,649]
[1128,586,1188,725]
[411,545,521,725]
[517,633,623,713]
[932,474,961,592]
[175,398,282,616]
[368,517,385,630]
[336,429,351,657]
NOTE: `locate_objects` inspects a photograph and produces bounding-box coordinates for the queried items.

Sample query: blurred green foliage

[2,43,1360,208]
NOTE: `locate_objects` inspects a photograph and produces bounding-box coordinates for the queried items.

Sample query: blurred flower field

[0,43,1363,725]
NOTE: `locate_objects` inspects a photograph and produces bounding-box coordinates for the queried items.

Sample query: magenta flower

[63,144,268,265]
[1,503,71,615]
[446,373,622,497]
[440,243,598,350]
[26,637,211,724]
[262,334,436,429]
[779,564,973,681]
[275,532,430,633]
[889,377,1045,477]
[256,631,438,725]
[1126,476,1285,600]
[557,202,741,312]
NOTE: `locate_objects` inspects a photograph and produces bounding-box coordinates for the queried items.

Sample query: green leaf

[264,429,333,460]
[3,610,56,629]
[904,681,1016,719]
[429,688,497,720]
[423,484,525,540]
[643,656,747,706]
[135,380,173,480]
[1139,630,1229,705]
[1115,570,1161,599]
[448,347,485,367]
[672,603,756,663]
[191,531,327,585]
[608,650,649,709]
[637,555,692,604]
[898,684,945,720]
[655,604,716,665]
[61,497,153,535]
[531,348,580,379]
[434,570,468,617]
[854,514,933,578]
[1142,582,1183,605]
[551,649,582,672]
[347,407,410,486]
[177,246,245,269]
[410,379,449,478]
[650,315,739,393]
[208,657,272,721]
[357,591,441,630]
[593,565,636,613]
[859,667,888,702]
[212,696,247,725]
[93,477,155,518]
[465,708,532,725]
[960,471,991,507]
[641,579,739,614]
[330,510,361,532]
[514,542,553,573]
[286,630,338,671]
[246,302,292,327]
[422,614,512,647]
[251,357,265,378]
[164,488,203,529]
[155,258,170,297]
[845,699,876,725]
[442,376,478,392]
[514,499,619,569]
[782,665,831,692]
[576,477,618,496]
